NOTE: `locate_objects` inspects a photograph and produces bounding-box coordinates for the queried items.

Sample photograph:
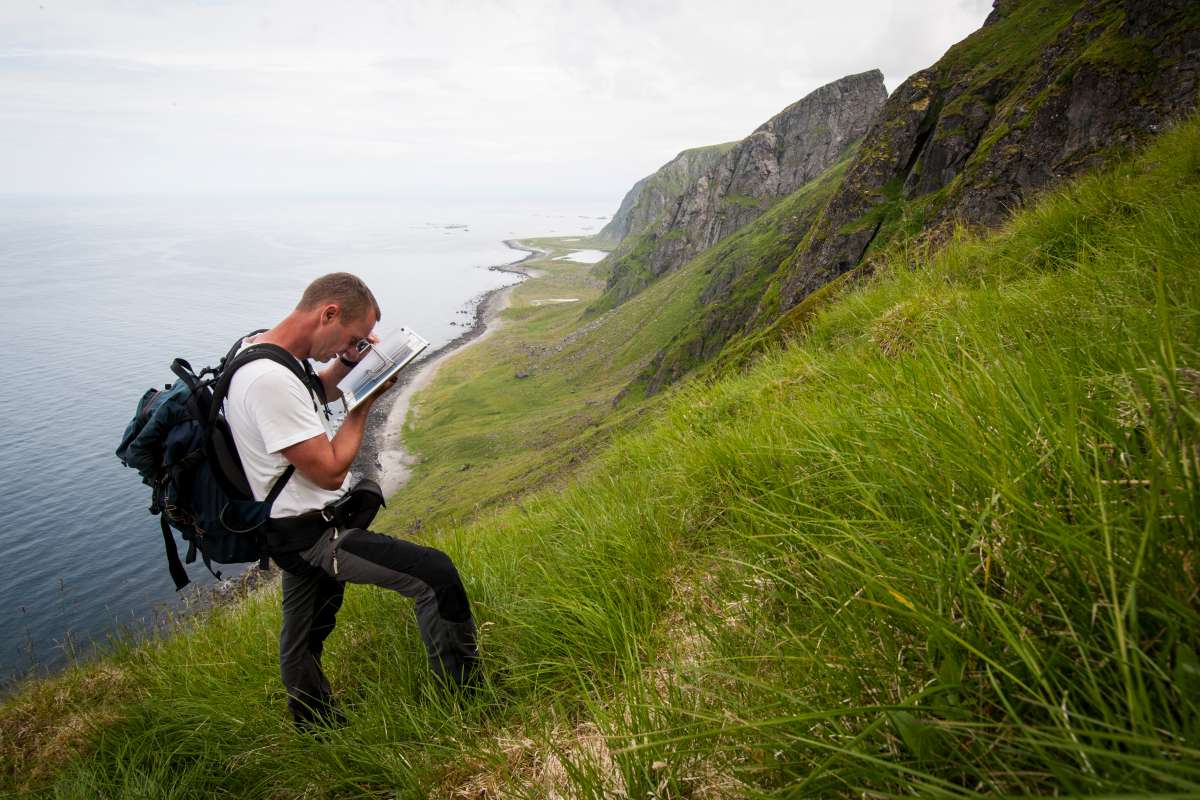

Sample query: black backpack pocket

[184,464,267,565]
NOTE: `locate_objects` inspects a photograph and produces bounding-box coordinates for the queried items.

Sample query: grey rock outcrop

[601,70,887,306]
[596,176,649,245]
[596,144,733,245]
[776,0,1200,311]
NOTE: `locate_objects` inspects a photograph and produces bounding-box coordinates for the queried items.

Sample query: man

[225,272,478,729]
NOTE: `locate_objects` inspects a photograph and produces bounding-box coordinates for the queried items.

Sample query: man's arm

[317,357,354,403]
[280,376,396,490]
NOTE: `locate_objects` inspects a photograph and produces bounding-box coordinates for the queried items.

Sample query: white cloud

[0,0,993,200]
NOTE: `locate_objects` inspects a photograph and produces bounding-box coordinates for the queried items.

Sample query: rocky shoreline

[350,239,543,487]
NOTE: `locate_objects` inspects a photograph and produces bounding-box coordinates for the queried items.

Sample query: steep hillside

[596,70,886,308]
[6,111,1198,800]
[593,142,735,247]
[4,2,1199,796]
[613,0,1200,401]
[377,239,713,529]
[622,155,853,398]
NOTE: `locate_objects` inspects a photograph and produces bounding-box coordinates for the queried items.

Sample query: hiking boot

[293,698,347,735]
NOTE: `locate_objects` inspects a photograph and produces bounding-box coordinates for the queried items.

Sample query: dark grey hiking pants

[273,527,478,725]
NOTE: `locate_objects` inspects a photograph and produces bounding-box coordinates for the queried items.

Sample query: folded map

[336,326,429,411]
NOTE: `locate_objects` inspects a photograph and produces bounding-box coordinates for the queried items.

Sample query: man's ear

[321,304,340,324]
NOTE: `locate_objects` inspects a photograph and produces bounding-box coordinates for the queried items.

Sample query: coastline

[351,239,545,494]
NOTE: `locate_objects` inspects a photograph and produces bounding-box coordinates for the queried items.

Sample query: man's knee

[338,531,471,622]
[421,549,471,623]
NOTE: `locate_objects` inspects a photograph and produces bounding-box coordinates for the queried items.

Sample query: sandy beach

[351,240,544,495]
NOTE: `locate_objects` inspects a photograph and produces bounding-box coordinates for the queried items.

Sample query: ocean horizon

[0,192,608,690]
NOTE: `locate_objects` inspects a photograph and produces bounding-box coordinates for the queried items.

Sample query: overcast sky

[1,1,993,204]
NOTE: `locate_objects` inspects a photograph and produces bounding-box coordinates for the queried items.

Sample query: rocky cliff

[595,143,734,245]
[616,0,1199,399]
[598,70,888,308]
[595,176,649,246]
[774,0,1200,312]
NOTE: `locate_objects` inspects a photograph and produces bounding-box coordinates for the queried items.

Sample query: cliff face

[596,144,734,245]
[576,0,1200,403]
[598,70,888,307]
[620,0,1199,400]
[775,0,1200,312]
[595,176,649,246]
[630,158,852,398]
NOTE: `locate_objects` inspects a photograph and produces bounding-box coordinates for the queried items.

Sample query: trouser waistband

[266,512,328,553]
[266,479,386,554]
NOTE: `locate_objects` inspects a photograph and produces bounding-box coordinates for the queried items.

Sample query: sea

[0,193,608,690]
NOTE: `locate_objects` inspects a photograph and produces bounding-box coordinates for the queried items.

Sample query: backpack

[116,332,330,590]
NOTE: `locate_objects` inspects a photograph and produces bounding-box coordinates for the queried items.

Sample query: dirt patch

[448,720,625,800]
[1,664,138,791]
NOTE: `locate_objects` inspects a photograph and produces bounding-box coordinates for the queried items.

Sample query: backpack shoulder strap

[204,339,328,506]
[223,329,267,365]
[299,358,330,407]
[209,341,324,424]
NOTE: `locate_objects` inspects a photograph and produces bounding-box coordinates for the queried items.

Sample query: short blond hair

[298,272,381,322]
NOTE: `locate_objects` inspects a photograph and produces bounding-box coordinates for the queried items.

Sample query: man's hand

[320,333,381,401]
[339,333,381,367]
[281,370,394,490]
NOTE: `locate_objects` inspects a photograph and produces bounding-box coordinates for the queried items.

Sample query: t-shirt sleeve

[242,368,327,454]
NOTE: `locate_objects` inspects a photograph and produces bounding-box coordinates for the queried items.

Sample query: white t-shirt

[224,351,350,518]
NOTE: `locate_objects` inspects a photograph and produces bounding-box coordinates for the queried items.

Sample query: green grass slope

[383,233,712,529]
[3,118,1199,797]
[396,154,846,529]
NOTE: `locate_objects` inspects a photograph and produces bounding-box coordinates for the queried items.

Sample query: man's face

[315,304,377,362]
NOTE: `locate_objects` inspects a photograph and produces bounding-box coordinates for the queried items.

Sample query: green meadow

[3,116,1198,797]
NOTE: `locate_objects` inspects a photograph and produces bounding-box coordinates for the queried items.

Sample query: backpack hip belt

[265,479,386,554]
